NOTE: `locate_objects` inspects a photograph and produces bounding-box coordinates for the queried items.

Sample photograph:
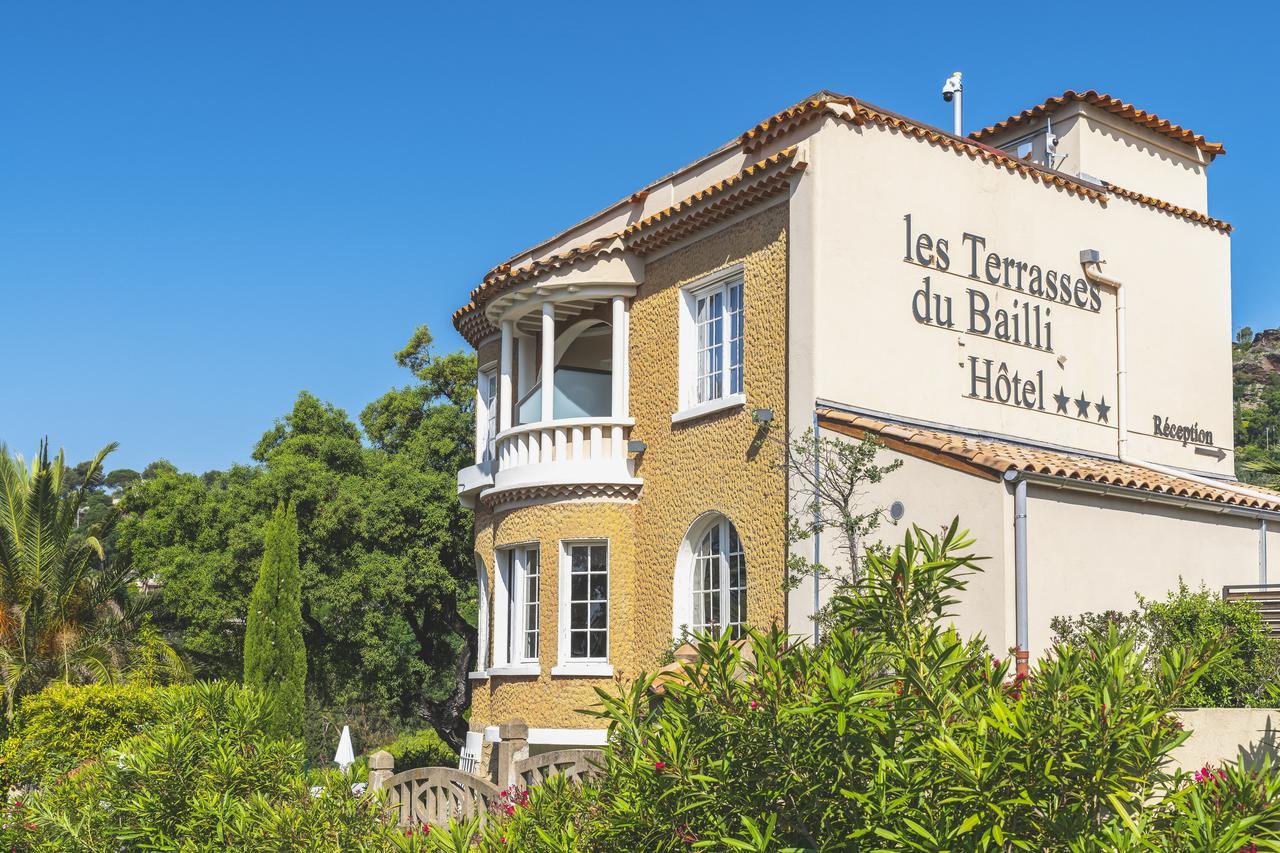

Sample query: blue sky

[2,2,1275,473]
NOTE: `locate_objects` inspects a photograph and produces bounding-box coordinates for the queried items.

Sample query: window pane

[728,282,744,395]
[725,523,747,639]
[523,549,539,660]
[695,290,724,403]
[569,544,607,659]
[692,527,722,634]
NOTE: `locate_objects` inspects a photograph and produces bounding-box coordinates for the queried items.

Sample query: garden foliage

[1052,580,1280,708]
[377,727,457,770]
[0,682,165,790]
[475,522,1280,851]
[18,682,392,851]
[0,441,184,719]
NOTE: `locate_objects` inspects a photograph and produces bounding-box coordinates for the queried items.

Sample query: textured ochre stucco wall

[628,204,790,665]
[468,203,790,736]
[470,500,638,731]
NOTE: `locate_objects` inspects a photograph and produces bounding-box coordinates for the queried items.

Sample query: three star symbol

[1052,387,1110,423]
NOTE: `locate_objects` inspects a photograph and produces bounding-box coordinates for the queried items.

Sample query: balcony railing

[491,416,638,495]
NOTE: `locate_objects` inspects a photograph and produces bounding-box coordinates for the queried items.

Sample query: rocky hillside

[1233,329,1280,482]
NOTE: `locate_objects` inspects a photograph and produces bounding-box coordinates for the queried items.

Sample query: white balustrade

[490,416,638,495]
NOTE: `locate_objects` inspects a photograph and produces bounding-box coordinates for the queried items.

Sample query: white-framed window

[478,367,498,463]
[676,266,745,421]
[522,548,540,660]
[470,556,490,678]
[673,514,747,640]
[560,541,608,661]
[492,545,540,673]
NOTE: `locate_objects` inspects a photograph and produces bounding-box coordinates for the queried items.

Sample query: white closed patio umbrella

[333,725,355,771]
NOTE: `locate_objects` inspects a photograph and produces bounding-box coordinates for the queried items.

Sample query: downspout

[1261,520,1269,586]
[1080,251,1276,581]
[812,409,821,644]
[1004,471,1030,676]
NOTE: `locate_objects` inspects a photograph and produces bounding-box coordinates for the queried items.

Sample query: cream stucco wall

[1024,485,1264,653]
[789,437,1014,648]
[797,116,1232,477]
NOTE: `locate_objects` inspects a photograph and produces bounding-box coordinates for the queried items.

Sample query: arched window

[674,514,747,639]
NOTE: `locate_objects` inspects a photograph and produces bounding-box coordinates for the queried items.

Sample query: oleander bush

[0,682,167,790]
[1051,580,1280,708]
[469,522,1280,851]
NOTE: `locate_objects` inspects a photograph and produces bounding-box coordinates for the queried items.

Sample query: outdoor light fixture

[751,408,774,425]
[627,440,648,454]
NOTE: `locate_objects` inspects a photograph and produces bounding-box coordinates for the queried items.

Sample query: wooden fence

[1223,585,1280,637]
[368,719,603,828]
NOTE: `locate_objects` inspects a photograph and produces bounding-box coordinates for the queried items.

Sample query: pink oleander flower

[654,761,666,771]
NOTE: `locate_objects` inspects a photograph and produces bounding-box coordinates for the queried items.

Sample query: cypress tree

[243,502,306,740]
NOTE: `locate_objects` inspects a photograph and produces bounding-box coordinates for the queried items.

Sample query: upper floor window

[676,267,745,421]
[478,367,497,462]
[674,514,747,640]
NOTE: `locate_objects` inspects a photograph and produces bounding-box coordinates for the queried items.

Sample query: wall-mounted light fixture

[751,408,774,425]
[627,440,648,454]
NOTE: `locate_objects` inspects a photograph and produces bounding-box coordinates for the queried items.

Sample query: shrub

[24,681,394,851]
[474,522,1280,851]
[379,728,457,770]
[0,682,166,790]
[1052,580,1280,707]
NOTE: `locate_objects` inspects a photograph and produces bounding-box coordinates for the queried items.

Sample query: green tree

[117,325,479,748]
[1238,326,1255,346]
[243,502,306,739]
[0,441,182,721]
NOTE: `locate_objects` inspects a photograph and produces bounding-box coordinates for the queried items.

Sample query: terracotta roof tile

[452,148,806,345]
[454,89,1227,346]
[1105,182,1232,233]
[970,90,1225,157]
[817,407,1280,513]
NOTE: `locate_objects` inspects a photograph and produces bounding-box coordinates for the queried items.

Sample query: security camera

[941,72,963,102]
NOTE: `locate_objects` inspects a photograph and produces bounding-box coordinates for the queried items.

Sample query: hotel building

[452,87,1269,750]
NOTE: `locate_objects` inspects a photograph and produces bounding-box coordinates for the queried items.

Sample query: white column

[611,297,626,418]
[540,303,555,423]
[499,321,514,433]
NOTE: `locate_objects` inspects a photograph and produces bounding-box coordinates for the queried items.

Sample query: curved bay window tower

[457,239,643,509]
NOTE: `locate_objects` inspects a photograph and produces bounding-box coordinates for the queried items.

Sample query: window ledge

[671,393,746,425]
[551,662,614,678]
[467,670,490,681]
[487,664,541,677]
